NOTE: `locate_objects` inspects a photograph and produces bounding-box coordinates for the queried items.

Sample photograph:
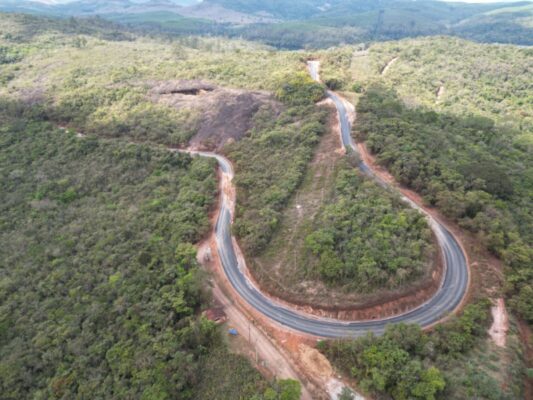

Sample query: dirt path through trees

[381,56,398,75]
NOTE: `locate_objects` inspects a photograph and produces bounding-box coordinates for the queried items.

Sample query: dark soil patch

[150,79,283,151]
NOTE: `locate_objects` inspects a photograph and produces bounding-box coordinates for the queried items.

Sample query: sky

[27,0,532,3]
[442,0,527,2]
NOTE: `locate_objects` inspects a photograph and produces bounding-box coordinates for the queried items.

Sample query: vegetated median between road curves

[172,60,470,338]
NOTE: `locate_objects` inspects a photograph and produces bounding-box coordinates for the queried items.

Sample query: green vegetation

[106,12,218,36]
[314,36,531,398]
[275,71,325,106]
[305,162,433,291]
[334,37,533,131]
[247,126,434,308]
[4,0,533,49]
[354,85,533,325]
[133,0,533,48]
[0,102,305,399]
[1,10,531,400]
[0,12,306,147]
[319,301,523,399]
[0,14,316,398]
[0,44,21,64]
[226,101,328,255]
[317,37,533,325]
[0,112,219,398]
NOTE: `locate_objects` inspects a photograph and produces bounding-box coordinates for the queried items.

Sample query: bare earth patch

[150,79,282,151]
[489,298,509,347]
[436,85,445,103]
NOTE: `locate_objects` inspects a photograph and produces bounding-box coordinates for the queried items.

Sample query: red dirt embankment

[518,321,533,400]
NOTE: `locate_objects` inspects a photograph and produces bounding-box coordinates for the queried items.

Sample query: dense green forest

[319,301,524,399]
[0,13,310,399]
[354,86,533,325]
[1,9,532,400]
[305,161,433,291]
[0,104,303,399]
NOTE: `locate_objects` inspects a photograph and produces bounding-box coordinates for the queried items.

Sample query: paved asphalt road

[193,62,469,338]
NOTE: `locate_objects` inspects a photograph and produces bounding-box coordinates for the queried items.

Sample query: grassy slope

[341,37,533,131]
[0,13,304,145]
[0,13,301,91]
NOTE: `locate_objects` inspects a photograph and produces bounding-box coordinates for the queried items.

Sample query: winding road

[190,62,470,338]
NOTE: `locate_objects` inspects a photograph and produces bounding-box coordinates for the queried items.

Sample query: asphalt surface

[192,62,469,338]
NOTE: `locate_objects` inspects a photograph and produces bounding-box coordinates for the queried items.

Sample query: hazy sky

[28,0,532,3]
[442,0,529,2]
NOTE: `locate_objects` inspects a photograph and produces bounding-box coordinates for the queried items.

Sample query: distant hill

[0,0,200,15]
[1,0,532,47]
[204,0,502,20]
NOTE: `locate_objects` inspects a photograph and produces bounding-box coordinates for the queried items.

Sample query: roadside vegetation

[355,86,533,325]
[305,161,433,291]
[0,13,309,399]
[319,35,533,326]
[1,10,531,400]
[319,301,524,399]
[0,99,303,400]
[226,73,327,255]
[315,37,531,399]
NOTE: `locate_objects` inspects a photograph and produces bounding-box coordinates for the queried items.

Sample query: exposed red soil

[488,298,509,347]
[381,57,399,75]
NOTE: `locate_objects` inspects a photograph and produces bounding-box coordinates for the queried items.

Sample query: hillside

[0,13,307,400]
[313,37,532,399]
[0,109,282,399]
[1,9,532,400]
[1,0,533,47]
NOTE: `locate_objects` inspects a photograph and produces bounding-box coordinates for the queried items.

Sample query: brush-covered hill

[0,12,309,400]
[313,35,532,400]
[1,0,533,47]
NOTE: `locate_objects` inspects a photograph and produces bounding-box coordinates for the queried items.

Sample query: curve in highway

[187,62,470,338]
